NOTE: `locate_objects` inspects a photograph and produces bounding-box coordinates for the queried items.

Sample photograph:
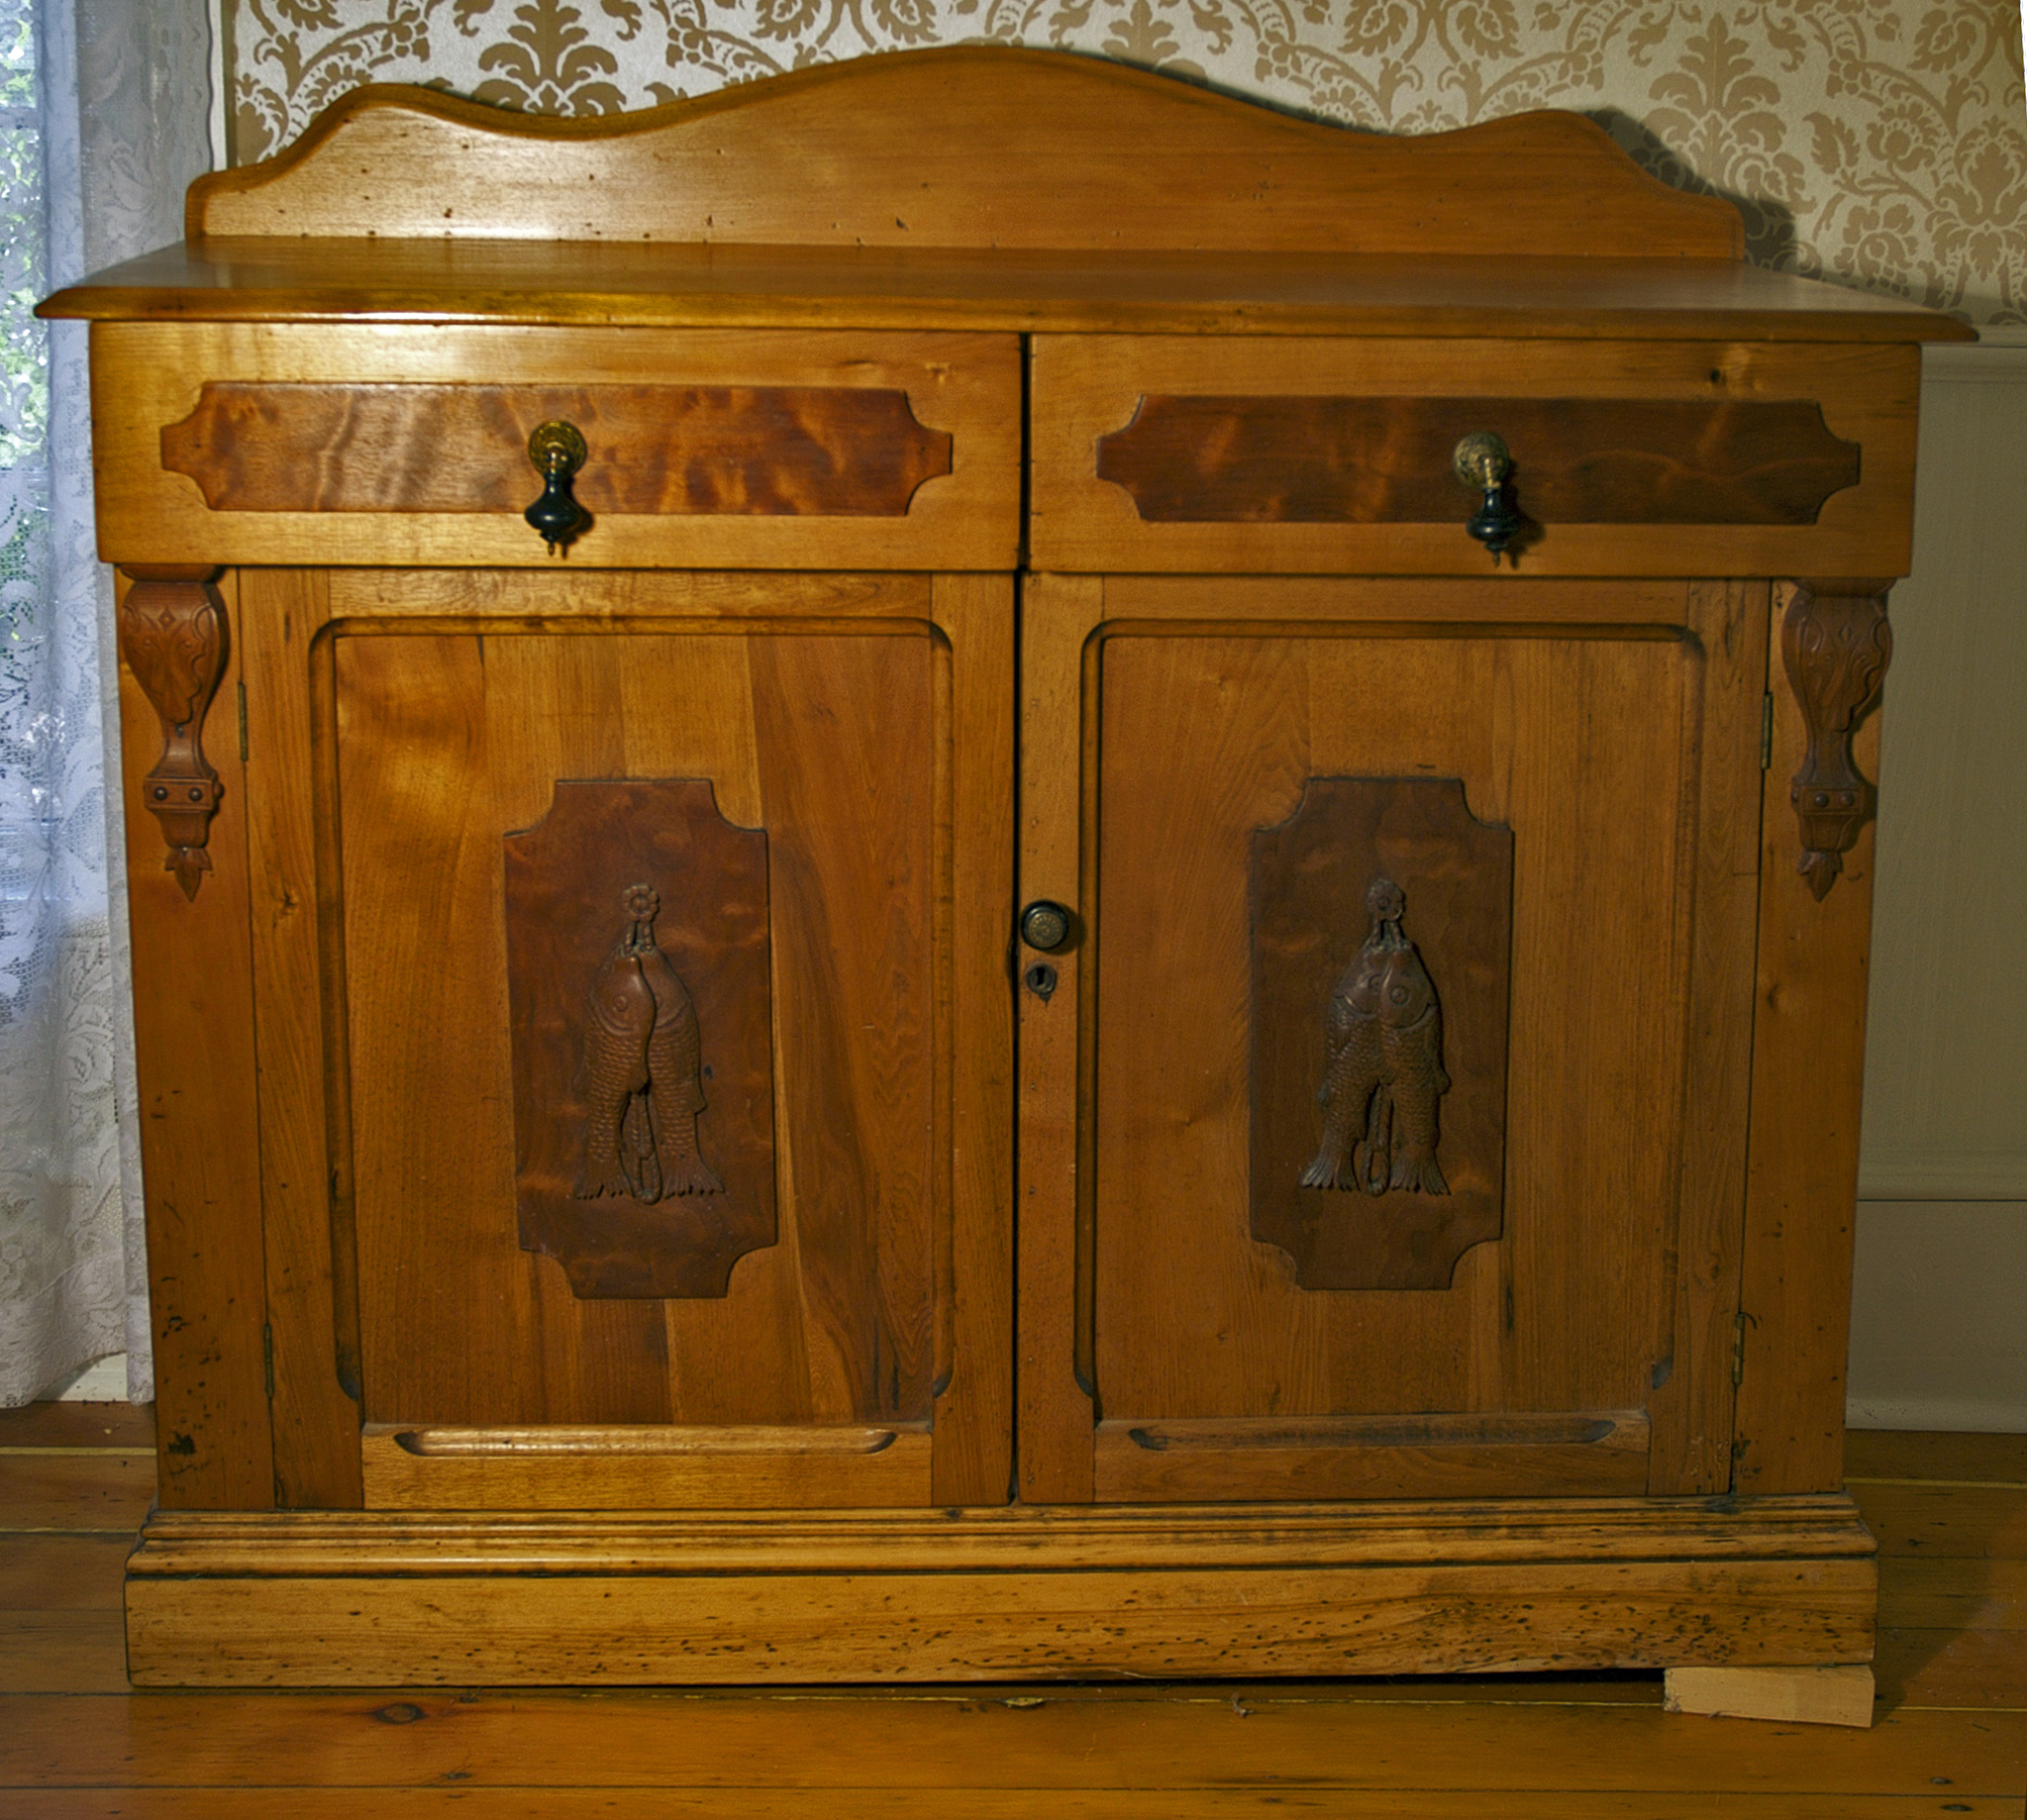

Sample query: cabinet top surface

[40,48,1971,344]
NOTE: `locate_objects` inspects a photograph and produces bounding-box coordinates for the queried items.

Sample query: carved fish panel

[506,778,775,1299]
[1250,777,1513,1290]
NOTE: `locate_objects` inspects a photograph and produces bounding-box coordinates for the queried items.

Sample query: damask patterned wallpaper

[224,1,2026,324]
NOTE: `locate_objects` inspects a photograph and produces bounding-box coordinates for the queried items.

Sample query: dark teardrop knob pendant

[524,419,591,554]
[1453,430,1525,565]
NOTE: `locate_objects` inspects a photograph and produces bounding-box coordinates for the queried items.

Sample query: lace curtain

[0,0,212,1406]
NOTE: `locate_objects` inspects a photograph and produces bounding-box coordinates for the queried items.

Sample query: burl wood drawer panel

[89,323,1020,569]
[1028,336,1917,577]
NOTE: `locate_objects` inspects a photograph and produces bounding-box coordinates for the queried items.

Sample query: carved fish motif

[1301,877,1451,1197]
[573,882,724,1203]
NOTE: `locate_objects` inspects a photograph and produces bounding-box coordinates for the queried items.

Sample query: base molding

[125,1493,1877,1688]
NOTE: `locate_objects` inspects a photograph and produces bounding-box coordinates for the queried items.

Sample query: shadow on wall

[1588,107,1800,273]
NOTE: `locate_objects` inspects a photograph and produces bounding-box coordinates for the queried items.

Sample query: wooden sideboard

[42,49,1971,1718]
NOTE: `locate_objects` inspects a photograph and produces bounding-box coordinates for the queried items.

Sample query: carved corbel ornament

[1781,579,1892,902]
[117,566,228,901]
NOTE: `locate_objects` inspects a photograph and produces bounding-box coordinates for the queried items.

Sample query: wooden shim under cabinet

[123,1494,1875,1686]
[1095,1412,1650,1501]
[361,1423,932,1509]
[1665,1662,1877,1728]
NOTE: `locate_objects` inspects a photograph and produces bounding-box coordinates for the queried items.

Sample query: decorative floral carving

[225,0,2025,325]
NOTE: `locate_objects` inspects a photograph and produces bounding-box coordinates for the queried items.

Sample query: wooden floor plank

[1848,1432,2027,1484]
[0,1614,128,1694]
[0,1404,155,1450]
[0,1793,2016,1819]
[1876,1626,2027,1711]
[1856,1483,2027,1560]
[0,1536,131,1613]
[5,1413,2027,1812]
[2,1694,2021,1794]
[1880,1559,2027,1632]
[0,1455,155,1530]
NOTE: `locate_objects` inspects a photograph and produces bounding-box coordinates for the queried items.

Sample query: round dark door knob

[1019,900,1073,953]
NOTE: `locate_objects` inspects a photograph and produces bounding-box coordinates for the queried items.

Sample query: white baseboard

[1847,1200,2027,1433]
[53,1354,131,1400]
[1847,1395,2027,1434]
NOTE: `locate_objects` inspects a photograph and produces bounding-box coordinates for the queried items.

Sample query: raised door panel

[1051,587,1763,1504]
[331,608,971,1508]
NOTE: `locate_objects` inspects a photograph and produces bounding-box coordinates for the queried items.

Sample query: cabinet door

[243,568,1011,1511]
[1017,575,1767,1504]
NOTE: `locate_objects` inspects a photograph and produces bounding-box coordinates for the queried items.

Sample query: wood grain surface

[181,53,1743,257]
[927,573,1017,1509]
[1096,395,1861,525]
[1015,575,1104,1504]
[1734,585,1884,1494]
[1089,625,1693,1462]
[1033,336,1921,579]
[87,324,1019,571]
[1094,1412,1649,1501]
[359,1423,932,1509]
[1249,777,1514,1290]
[235,569,364,1509]
[504,780,776,1300]
[116,1493,1876,1684]
[8,1413,2023,1807]
[161,382,952,517]
[115,570,273,1510]
[1641,581,1771,1497]
[45,239,1975,343]
[336,621,946,1453]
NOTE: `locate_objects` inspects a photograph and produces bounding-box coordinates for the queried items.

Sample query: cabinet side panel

[1734,592,1878,1493]
[118,569,273,1508]
[239,569,363,1507]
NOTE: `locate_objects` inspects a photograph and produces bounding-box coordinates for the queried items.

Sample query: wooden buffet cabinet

[43,49,1972,1713]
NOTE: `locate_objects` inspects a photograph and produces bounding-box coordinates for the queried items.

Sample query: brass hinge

[1732,1310,1748,1387]
[262,1322,275,1400]
[238,681,249,763]
[1760,691,1774,770]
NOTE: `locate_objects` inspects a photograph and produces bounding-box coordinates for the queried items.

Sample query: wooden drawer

[1029,336,1918,577]
[90,324,1021,570]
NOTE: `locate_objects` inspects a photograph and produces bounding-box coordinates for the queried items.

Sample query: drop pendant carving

[576,884,725,1206]
[1301,878,1451,1197]
[118,571,228,900]
[1782,580,1891,901]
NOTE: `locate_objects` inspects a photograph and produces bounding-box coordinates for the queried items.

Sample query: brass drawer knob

[1453,430,1524,565]
[525,419,591,553]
